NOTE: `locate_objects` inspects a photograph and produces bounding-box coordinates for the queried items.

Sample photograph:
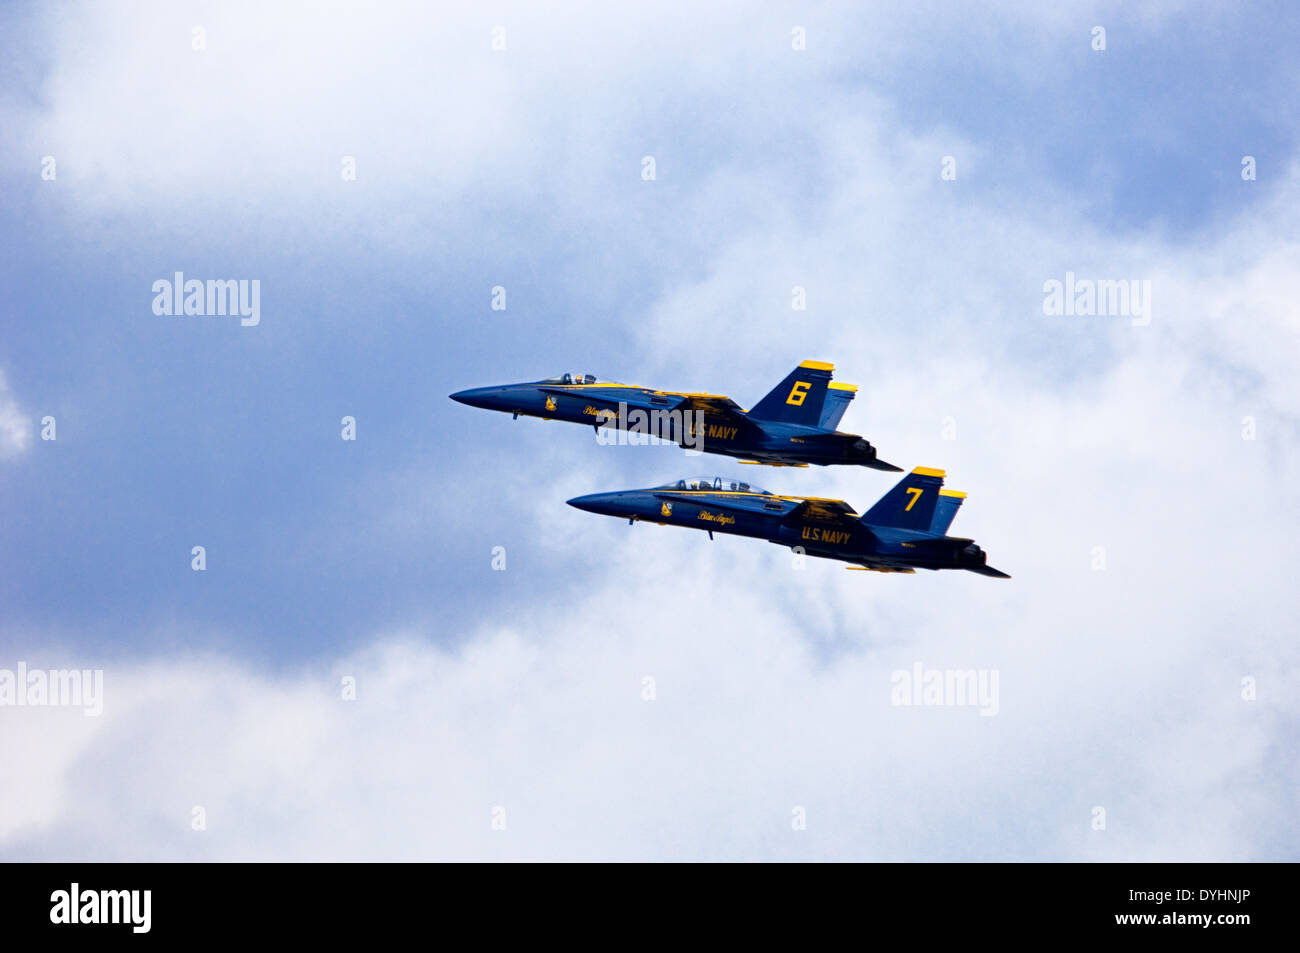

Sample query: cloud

[5,222,1300,855]
[0,370,33,458]
[1,543,1294,861]
[2,0,1297,861]
[7,1,1221,237]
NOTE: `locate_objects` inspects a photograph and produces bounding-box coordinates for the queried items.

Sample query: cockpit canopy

[542,372,598,385]
[657,477,772,495]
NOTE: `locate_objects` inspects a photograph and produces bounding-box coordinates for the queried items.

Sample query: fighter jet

[449,361,901,470]
[567,468,1009,577]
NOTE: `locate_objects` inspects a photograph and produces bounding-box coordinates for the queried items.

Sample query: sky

[0,0,1297,860]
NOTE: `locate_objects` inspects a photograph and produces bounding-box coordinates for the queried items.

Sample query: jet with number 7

[449,361,902,470]
[567,468,1010,577]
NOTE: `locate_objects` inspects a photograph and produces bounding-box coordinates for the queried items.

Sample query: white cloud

[7,1,1206,235]
[0,370,34,458]
[2,537,1293,861]
[5,249,1299,856]
[3,0,1297,861]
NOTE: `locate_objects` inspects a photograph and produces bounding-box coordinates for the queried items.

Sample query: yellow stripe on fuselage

[661,490,848,504]
[660,490,859,516]
[544,383,734,402]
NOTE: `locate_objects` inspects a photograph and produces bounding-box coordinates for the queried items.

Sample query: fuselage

[449,380,896,468]
[566,481,997,573]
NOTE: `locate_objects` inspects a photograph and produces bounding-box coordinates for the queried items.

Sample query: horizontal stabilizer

[966,565,1011,579]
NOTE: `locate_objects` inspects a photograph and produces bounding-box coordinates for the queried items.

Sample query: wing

[785,497,861,522]
[677,394,745,416]
[676,393,761,436]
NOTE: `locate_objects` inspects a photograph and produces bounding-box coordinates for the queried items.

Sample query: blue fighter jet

[567,468,1009,577]
[449,361,901,470]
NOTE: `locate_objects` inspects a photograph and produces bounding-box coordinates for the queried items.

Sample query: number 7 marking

[904,487,923,511]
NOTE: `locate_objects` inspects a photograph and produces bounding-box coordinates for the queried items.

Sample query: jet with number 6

[449,361,901,470]
[567,467,1010,577]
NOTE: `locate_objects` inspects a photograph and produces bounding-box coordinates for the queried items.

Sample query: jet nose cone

[566,492,625,516]
[449,387,496,409]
